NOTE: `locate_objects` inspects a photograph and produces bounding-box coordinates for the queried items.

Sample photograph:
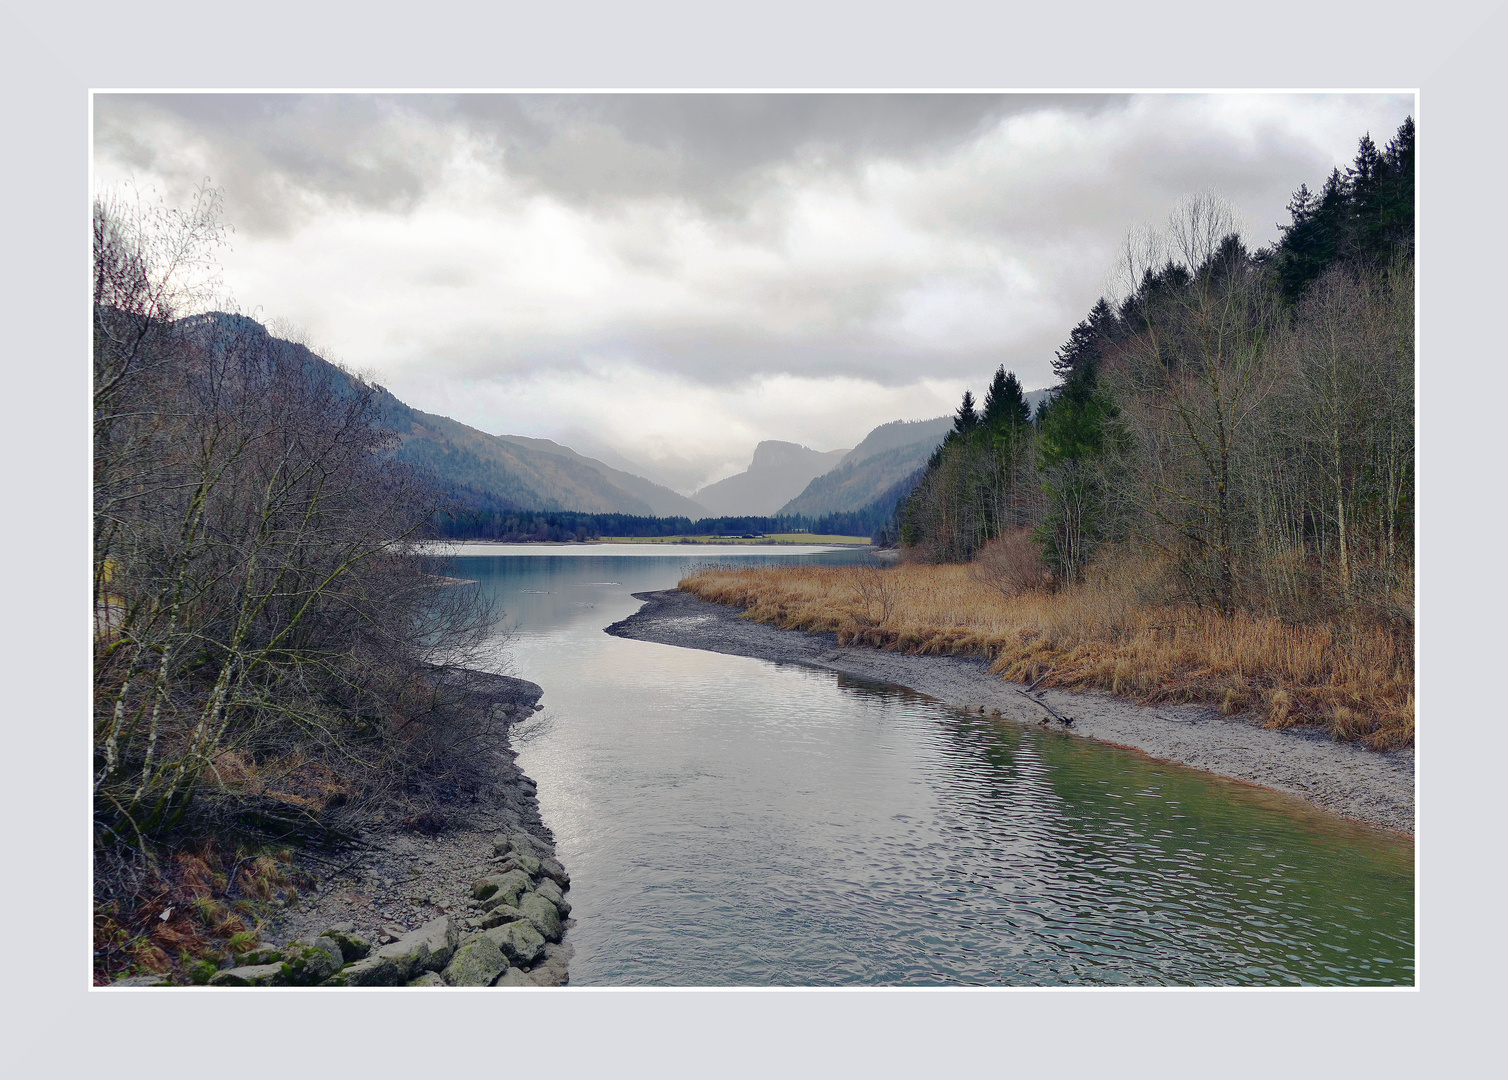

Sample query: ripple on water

[453,551,1414,987]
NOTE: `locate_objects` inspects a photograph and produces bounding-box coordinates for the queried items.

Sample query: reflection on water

[448,546,1414,986]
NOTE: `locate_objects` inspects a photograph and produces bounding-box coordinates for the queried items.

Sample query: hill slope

[183,313,702,516]
[780,417,951,516]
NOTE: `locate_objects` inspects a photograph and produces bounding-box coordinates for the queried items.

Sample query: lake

[442,544,1414,987]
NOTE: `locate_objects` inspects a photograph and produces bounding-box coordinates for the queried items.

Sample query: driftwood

[1015,685,1074,726]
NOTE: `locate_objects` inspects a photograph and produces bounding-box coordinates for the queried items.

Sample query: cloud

[92,92,1415,480]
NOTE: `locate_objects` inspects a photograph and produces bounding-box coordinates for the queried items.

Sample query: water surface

[450,545,1413,986]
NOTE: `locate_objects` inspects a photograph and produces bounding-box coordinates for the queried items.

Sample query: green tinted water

[450,546,1414,985]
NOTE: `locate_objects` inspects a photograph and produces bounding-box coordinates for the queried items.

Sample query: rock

[111,972,174,987]
[278,935,345,986]
[495,832,543,859]
[233,943,283,967]
[536,935,570,989]
[321,927,371,962]
[474,869,532,910]
[409,915,459,971]
[538,857,570,889]
[406,971,448,987]
[208,963,284,987]
[370,935,430,982]
[443,937,507,987]
[494,967,534,987]
[477,905,522,930]
[324,953,403,987]
[535,878,571,916]
[499,851,542,878]
[483,920,546,966]
[517,892,564,943]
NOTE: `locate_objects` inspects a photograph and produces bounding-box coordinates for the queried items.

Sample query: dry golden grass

[680,556,1413,750]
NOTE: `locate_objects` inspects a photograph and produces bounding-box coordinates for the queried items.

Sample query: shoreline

[606,589,1415,836]
[257,671,574,986]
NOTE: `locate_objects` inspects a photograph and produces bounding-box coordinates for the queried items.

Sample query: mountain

[181,313,702,517]
[779,417,951,517]
[692,441,850,517]
[489,433,707,517]
[780,393,1054,518]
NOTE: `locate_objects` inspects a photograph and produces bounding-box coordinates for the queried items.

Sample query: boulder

[477,905,522,930]
[111,972,174,987]
[535,878,571,916]
[232,943,283,967]
[443,937,507,987]
[538,857,570,889]
[517,892,564,943]
[408,915,459,971]
[494,967,535,987]
[484,920,546,967]
[471,869,531,907]
[370,936,430,982]
[208,963,283,987]
[406,971,448,987]
[499,852,542,878]
[530,951,570,987]
[323,953,403,987]
[321,927,371,963]
[278,935,345,986]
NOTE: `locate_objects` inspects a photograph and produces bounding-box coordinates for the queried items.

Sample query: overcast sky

[92,92,1414,492]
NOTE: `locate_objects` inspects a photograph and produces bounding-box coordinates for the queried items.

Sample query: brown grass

[679,554,1413,750]
[93,836,312,985]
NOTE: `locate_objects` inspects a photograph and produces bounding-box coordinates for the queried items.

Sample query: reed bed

[679,559,1414,750]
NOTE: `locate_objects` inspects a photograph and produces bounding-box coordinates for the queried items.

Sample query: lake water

[443,544,1414,987]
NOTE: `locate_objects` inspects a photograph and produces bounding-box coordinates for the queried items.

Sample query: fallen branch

[1015,686,1073,726]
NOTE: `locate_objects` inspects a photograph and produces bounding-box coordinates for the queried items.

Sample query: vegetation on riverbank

[92,186,502,983]
[766,120,1416,751]
[681,557,1413,750]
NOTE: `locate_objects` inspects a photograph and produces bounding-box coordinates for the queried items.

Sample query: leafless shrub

[969,528,1051,598]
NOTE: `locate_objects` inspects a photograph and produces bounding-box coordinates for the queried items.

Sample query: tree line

[896,117,1414,625]
[431,504,896,541]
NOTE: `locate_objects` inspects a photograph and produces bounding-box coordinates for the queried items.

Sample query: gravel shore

[264,671,574,985]
[607,589,1415,835]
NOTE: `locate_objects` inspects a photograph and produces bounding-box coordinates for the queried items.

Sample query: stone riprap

[120,672,577,989]
[200,826,573,987]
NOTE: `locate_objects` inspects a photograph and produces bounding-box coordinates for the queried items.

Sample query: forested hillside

[898,118,1414,628]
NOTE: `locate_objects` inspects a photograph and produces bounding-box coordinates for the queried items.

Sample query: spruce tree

[953,389,979,433]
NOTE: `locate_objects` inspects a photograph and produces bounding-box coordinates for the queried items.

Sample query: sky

[92,92,1414,493]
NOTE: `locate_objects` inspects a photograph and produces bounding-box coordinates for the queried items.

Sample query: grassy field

[598,534,872,546]
[680,557,1413,750]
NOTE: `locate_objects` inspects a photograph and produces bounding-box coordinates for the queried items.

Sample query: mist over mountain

[693,441,850,517]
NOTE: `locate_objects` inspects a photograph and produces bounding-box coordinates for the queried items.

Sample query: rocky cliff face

[692,440,850,517]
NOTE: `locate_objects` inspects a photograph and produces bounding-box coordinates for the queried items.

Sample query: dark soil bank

[607,589,1414,835]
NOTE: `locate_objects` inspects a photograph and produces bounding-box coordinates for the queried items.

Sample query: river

[442,544,1413,987]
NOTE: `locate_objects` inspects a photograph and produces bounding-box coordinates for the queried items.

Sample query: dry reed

[679,557,1413,750]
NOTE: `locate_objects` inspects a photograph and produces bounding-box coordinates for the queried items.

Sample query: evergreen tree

[953,389,979,433]
[981,365,1030,429]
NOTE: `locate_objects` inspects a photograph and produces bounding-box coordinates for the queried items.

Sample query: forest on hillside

[897,118,1415,630]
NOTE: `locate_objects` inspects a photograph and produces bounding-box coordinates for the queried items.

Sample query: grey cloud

[95,93,1125,232]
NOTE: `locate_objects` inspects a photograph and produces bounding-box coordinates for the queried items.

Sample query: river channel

[442,544,1414,987]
